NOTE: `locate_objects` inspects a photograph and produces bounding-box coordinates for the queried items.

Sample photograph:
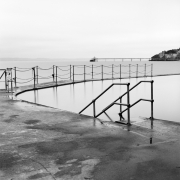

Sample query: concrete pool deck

[1,84,180,179]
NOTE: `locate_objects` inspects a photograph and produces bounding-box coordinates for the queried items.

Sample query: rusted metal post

[93,100,96,118]
[127,83,130,125]
[151,80,154,126]
[102,65,103,80]
[36,66,38,84]
[112,64,113,79]
[120,98,122,121]
[92,65,93,79]
[11,69,13,92]
[7,80,9,93]
[5,70,7,90]
[84,65,86,81]
[14,67,16,88]
[33,67,35,89]
[56,66,57,86]
[53,65,55,82]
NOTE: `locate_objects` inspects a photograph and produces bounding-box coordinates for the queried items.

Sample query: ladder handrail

[0,70,5,79]
[79,82,129,114]
[119,98,153,115]
[117,80,153,101]
[95,80,153,118]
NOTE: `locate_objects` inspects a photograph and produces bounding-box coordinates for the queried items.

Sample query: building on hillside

[151,48,180,61]
[159,51,166,58]
[164,50,177,60]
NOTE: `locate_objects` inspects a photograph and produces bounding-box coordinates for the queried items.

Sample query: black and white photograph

[0,0,180,179]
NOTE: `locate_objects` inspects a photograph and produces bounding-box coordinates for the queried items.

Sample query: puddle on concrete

[3,118,16,123]
[24,120,41,125]
[19,140,78,156]
[28,172,49,180]
[9,115,19,118]
[0,152,20,169]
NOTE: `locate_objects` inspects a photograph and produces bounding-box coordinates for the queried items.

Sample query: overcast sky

[0,0,180,59]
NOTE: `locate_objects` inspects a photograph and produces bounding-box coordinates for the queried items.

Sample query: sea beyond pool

[1,59,180,123]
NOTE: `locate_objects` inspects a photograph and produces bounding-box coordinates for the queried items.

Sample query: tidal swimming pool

[18,75,180,123]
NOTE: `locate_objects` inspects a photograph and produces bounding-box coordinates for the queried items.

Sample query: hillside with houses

[151,48,180,61]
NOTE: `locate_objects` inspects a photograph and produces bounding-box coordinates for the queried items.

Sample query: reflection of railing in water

[4,63,153,91]
[79,80,154,126]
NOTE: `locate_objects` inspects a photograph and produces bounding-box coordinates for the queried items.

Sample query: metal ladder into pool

[79,80,154,126]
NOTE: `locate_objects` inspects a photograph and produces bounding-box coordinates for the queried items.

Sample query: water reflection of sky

[18,75,180,123]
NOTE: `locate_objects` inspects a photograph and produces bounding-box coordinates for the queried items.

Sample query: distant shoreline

[0,58,90,61]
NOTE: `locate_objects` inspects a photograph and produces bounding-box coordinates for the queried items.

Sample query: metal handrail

[79,83,130,114]
[0,69,7,90]
[0,70,5,79]
[95,80,153,118]
[119,98,153,115]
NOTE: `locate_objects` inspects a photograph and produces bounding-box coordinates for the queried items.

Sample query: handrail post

[36,66,38,84]
[70,65,71,80]
[151,64,153,77]
[7,80,9,93]
[144,64,146,77]
[102,65,103,80]
[127,83,130,125]
[53,65,55,82]
[120,98,122,121]
[73,65,74,83]
[151,81,154,126]
[11,68,13,92]
[136,64,138,78]
[14,67,16,88]
[33,67,35,89]
[56,66,57,86]
[5,70,7,90]
[129,64,131,78]
[92,64,93,79]
[120,64,121,79]
[93,100,96,118]
[112,64,113,79]
[84,65,86,81]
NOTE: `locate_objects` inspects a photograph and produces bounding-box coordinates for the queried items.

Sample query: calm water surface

[18,75,180,123]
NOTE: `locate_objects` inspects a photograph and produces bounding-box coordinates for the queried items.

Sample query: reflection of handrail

[79,83,129,114]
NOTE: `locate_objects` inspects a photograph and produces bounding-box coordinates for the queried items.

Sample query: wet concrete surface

[0,89,180,180]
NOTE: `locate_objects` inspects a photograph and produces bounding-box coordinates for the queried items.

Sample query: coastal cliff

[151,48,180,61]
